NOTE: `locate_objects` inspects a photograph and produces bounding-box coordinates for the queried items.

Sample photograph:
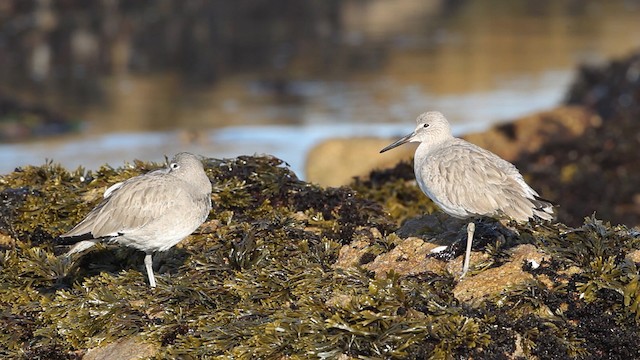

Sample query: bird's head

[380,111,452,153]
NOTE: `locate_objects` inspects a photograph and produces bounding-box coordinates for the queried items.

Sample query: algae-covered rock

[1,154,640,359]
[462,106,599,163]
[517,51,640,227]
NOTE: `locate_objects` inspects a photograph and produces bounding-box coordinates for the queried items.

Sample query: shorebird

[59,152,212,287]
[380,111,553,277]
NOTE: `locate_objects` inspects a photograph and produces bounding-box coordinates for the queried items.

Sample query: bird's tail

[532,196,555,221]
[65,239,99,256]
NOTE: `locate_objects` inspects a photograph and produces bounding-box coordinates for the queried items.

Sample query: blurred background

[1,0,640,177]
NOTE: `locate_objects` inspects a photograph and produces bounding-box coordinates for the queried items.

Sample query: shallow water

[1,123,434,177]
[2,0,640,177]
[0,72,566,177]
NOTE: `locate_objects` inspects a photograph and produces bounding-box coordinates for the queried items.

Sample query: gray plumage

[60,152,212,287]
[380,111,553,276]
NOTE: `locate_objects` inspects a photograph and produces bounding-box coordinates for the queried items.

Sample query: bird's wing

[61,175,184,239]
[102,167,170,199]
[103,181,123,198]
[423,141,538,221]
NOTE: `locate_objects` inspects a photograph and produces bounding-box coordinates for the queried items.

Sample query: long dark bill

[379,132,415,153]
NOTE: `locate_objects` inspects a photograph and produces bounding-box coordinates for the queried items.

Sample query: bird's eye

[423,123,429,128]
[170,163,179,170]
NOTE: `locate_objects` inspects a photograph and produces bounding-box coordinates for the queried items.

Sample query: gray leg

[461,222,475,278]
[144,253,156,288]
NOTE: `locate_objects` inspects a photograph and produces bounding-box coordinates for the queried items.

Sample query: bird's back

[415,138,553,222]
[61,171,211,252]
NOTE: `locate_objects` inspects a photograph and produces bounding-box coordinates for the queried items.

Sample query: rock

[305,138,416,187]
[365,237,450,275]
[0,233,15,248]
[627,249,640,264]
[516,51,640,227]
[305,106,597,187]
[453,244,547,305]
[83,337,157,360]
[335,213,548,303]
[462,106,599,162]
[334,238,374,269]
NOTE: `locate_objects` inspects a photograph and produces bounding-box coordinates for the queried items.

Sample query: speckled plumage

[60,152,212,287]
[381,111,553,276]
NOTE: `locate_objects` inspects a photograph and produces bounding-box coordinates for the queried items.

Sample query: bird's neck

[415,135,451,157]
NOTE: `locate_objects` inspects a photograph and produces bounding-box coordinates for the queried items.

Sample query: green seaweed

[1,155,639,359]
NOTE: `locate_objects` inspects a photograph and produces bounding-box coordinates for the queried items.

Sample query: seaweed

[1,154,640,359]
[518,51,640,227]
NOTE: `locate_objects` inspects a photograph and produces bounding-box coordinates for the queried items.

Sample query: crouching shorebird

[380,111,554,277]
[59,152,212,287]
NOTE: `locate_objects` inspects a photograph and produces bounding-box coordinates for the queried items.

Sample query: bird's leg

[461,222,475,278]
[144,253,156,288]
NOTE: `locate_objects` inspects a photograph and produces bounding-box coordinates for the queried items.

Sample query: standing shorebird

[380,111,554,277]
[59,152,212,287]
